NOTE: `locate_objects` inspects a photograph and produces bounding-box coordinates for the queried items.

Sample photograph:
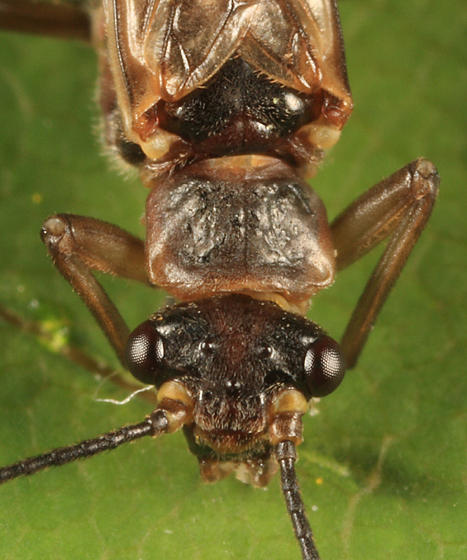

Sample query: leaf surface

[0,1,465,559]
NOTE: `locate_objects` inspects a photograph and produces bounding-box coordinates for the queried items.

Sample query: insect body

[0,2,439,559]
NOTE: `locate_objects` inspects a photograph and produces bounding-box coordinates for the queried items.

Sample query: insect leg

[331,158,439,368]
[0,409,169,484]
[0,0,90,42]
[41,214,147,365]
[276,441,320,560]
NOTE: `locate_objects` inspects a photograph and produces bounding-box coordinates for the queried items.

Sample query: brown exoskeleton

[0,2,439,559]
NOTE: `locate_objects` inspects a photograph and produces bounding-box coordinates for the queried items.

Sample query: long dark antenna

[276,440,320,560]
[0,409,168,484]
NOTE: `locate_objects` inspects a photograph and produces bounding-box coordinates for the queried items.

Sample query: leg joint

[409,158,440,202]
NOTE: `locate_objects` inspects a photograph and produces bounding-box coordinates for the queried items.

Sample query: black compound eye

[125,321,165,384]
[303,335,346,397]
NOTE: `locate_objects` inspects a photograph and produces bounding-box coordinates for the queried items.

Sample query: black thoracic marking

[157,58,319,151]
[145,170,334,300]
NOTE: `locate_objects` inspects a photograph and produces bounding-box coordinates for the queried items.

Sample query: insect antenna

[0,409,169,484]
[276,441,320,560]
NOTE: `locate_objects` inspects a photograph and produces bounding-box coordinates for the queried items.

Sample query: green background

[0,1,465,559]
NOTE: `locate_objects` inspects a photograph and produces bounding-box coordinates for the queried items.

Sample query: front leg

[331,158,439,368]
[41,214,147,365]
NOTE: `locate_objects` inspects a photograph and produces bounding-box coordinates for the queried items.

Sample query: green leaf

[0,2,465,559]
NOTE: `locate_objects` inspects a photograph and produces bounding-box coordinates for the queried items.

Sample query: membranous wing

[104,0,351,149]
[240,0,352,115]
[104,0,256,139]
